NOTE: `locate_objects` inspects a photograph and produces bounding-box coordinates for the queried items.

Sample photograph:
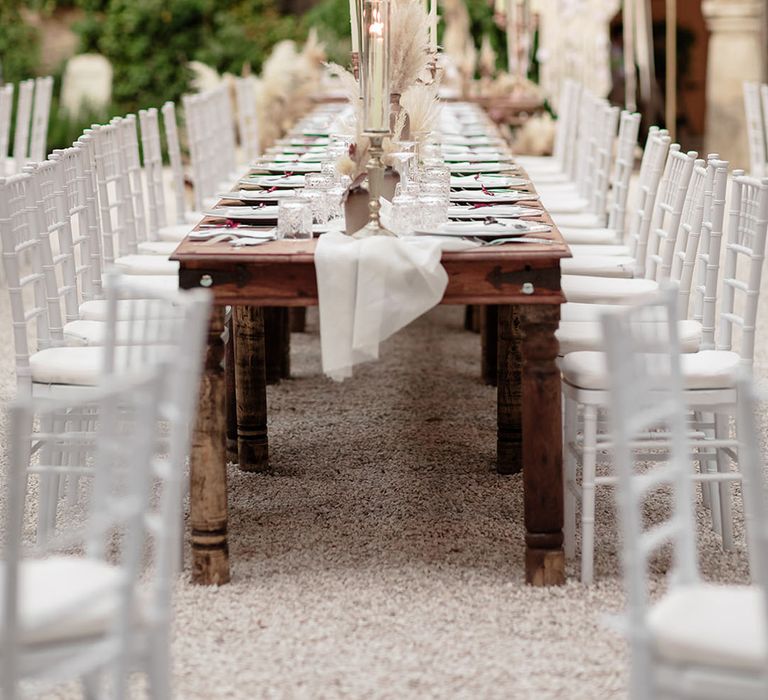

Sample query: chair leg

[563,396,578,559]
[37,411,61,544]
[702,410,723,536]
[580,404,598,584]
[692,410,712,509]
[146,640,171,700]
[714,412,735,550]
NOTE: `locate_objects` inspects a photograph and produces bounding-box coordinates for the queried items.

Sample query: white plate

[218,189,300,202]
[449,190,539,203]
[261,162,322,174]
[267,152,326,163]
[418,221,552,237]
[443,153,511,163]
[240,175,307,188]
[450,163,517,174]
[448,204,538,219]
[450,175,529,189]
[204,206,280,221]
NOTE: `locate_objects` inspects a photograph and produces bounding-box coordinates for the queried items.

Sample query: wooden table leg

[189,306,230,585]
[225,310,238,462]
[520,303,565,586]
[264,307,290,384]
[234,306,269,472]
[464,305,475,331]
[290,307,307,333]
[481,305,498,387]
[497,305,522,474]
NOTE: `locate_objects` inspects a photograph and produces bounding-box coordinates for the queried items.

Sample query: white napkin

[315,231,472,380]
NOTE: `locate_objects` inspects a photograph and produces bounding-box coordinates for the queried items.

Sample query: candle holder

[352,131,395,238]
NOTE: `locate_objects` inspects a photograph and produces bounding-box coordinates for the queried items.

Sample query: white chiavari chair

[515,79,582,177]
[560,146,697,308]
[12,79,35,173]
[235,75,261,165]
[556,157,727,355]
[28,76,54,165]
[554,110,641,232]
[560,171,768,582]
[1,369,163,700]
[604,301,768,700]
[0,83,14,177]
[744,82,767,177]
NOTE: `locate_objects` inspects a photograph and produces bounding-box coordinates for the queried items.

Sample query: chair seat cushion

[158,223,194,242]
[552,212,605,229]
[561,302,629,322]
[63,319,172,347]
[561,349,742,391]
[529,172,572,185]
[557,319,702,355]
[137,240,179,256]
[570,244,632,257]
[514,155,560,172]
[648,584,767,671]
[0,556,123,645]
[562,275,659,304]
[561,256,636,278]
[79,298,172,322]
[559,227,620,245]
[29,347,104,386]
[113,255,179,276]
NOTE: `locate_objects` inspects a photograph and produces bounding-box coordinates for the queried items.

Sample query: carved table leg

[264,307,290,384]
[225,310,238,462]
[520,303,565,586]
[290,307,307,333]
[481,305,498,387]
[464,305,474,331]
[190,307,230,585]
[497,305,522,474]
[234,306,269,472]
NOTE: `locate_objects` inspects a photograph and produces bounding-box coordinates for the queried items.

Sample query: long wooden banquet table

[172,102,572,587]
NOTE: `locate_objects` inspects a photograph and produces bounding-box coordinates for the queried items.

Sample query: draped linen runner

[315,231,471,380]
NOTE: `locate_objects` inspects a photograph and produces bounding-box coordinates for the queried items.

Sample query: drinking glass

[303,172,332,224]
[420,165,451,198]
[277,198,313,239]
[325,183,346,230]
[417,193,448,231]
[391,193,419,235]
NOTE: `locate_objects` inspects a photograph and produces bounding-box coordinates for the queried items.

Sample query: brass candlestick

[353,132,395,238]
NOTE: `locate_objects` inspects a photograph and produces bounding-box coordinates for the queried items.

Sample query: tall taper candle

[429,0,438,52]
[362,0,390,132]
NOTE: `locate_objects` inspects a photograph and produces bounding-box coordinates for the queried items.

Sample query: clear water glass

[420,165,451,198]
[277,198,313,239]
[325,184,346,229]
[391,193,419,235]
[418,193,448,231]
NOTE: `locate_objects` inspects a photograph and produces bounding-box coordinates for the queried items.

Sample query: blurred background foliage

[0,0,502,148]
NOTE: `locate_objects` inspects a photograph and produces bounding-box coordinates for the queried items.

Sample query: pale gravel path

[1,276,766,699]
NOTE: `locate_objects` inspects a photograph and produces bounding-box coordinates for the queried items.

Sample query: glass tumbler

[418,193,448,231]
[391,193,419,235]
[277,198,313,239]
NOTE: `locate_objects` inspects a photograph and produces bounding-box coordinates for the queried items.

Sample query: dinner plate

[217,189,300,202]
[443,153,512,163]
[240,174,306,188]
[450,175,529,188]
[449,163,517,174]
[267,152,326,163]
[448,204,539,219]
[261,162,322,174]
[417,221,552,237]
[449,190,539,203]
[204,205,280,221]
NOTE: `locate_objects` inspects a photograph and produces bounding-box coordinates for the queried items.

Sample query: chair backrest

[641,146,697,281]
[744,82,767,177]
[161,101,189,225]
[562,81,584,179]
[1,370,163,700]
[51,143,104,302]
[762,85,768,166]
[604,111,641,234]
[586,103,620,218]
[690,156,729,349]
[90,122,137,262]
[672,156,728,322]
[139,107,168,233]
[736,375,768,591]
[101,271,211,627]
[602,287,698,700]
[182,92,207,213]
[0,173,62,394]
[0,84,14,176]
[572,93,602,198]
[715,172,768,365]
[113,115,150,245]
[28,76,54,164]
[623,128,671,259]
[234,76,260,164]
[12,79,35,170]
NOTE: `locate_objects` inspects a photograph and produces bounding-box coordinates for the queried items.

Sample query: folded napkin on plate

[315,231,473,380]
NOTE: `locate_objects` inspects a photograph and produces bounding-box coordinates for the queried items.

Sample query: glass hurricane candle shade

[362,0,390,133]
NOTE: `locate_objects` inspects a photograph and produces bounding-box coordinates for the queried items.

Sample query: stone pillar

[702,0,767,169]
